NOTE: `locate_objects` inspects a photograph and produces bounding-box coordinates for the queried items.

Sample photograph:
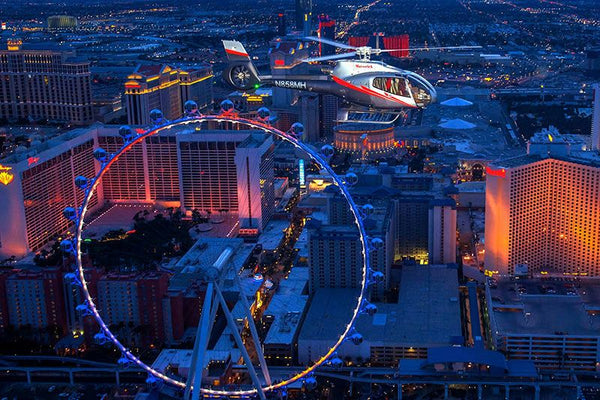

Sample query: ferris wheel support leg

[186,281,215,400]
[215,284,267,400]
[233,271,272,386]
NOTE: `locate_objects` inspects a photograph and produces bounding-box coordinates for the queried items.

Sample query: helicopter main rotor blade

[303,52,357,63]
[304,36,357,50]
[378,45,482,53]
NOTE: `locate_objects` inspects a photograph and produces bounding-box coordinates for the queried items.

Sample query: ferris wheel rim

[72,113,371,396]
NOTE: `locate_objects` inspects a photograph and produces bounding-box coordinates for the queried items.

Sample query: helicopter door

[372,77,410,98]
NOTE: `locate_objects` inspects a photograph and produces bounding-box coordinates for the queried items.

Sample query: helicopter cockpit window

[373,77,409,97]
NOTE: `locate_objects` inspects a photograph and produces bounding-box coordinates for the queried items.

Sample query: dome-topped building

[333,123,396,160]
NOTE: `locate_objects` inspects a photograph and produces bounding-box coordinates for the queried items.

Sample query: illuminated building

[307,221,362,292]
[456,158,488,182]
[179,66,214,113]
[0,128,101,258]
[298,159,306,189]
[334,123,396,160]
[382,35,410,58]
[487,277,600,372]
[485,130,600,276]
[96,271,169,345]
[228,88,272,113]
[99,132,147,201]
[177,130,274,232]
[592,84,600,151]
[5,267,66,331]
[317,15,335,57]
[125,65,181,126]
[63,268,101,334]
[269,39,310,110]
[47,15,77,30]
[298,92,339,142]
[346,167,456,265]
[146,132,180,203]
[299,94,319,142]
[396,196,430,263]
[318,94,340,138]
[276,10,286,36]
[262,267,309,365]
[295,0,312,36]
[125,64,213,125]
[235,134,275,235]
[428,199,457,264]
[0,39,93,125]
[349,37,370,47]
[308,198,395,301]
[299,265,462,365]
[0,125,275,258]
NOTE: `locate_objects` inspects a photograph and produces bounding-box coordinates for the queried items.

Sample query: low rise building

[262,267,309,365]
[487,277,600,372]
[96,271,170,346]
[164,237,254,343]
[298,264,462,366]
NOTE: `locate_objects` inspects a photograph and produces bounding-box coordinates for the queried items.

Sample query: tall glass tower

[295,0,313,37]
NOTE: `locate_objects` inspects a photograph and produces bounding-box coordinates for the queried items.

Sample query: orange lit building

[334,123,396,160]
[485,132,600,276]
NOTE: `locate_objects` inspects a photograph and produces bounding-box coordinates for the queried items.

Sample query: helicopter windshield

[405,73,436,108]
[372,77,410,97]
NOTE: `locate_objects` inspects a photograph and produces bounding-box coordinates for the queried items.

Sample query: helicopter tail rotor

[222,40,261,91]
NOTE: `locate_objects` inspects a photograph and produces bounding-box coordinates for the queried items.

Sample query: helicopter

[222,37,480,111]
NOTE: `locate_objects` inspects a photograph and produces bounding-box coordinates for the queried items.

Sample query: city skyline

[0,0,599,399]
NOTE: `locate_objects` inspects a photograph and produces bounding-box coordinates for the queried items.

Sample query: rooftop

[438,118,477,130]
[299,265,462,347]
[490,152,600,169]
[263,267,309,345]
[440,97,474,107]
[455,181,486,193]
[135,64,167,77]
[256,219,291,251]
[237,133,270,149]
[488,277,600,337]
[333,123,394,133]
[170,237,253,291]
[152,347,241,375]
[0,124,105,165]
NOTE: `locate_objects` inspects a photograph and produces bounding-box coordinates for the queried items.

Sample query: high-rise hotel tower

[485,129,600,276]
[0,125,274,258]
[0,39,93,125]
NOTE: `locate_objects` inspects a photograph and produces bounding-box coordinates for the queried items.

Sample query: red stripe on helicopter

[225,48,249,58]
[332,75,415,108]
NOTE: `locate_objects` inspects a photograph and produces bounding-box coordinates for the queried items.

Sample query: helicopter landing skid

[336,108,407,125]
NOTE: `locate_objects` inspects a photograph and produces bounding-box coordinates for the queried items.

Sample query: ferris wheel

[61,99,383,399]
